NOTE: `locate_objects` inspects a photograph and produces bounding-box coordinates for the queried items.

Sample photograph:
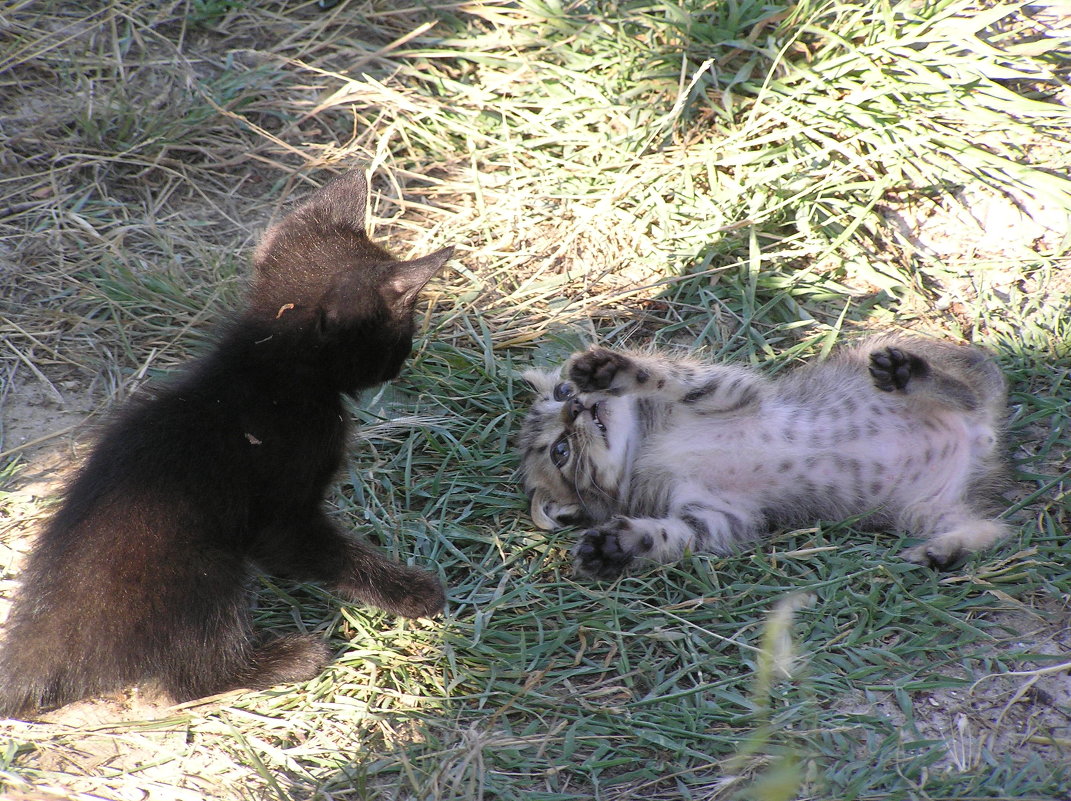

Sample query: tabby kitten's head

[248,169,453,393]
[518,364,635,530]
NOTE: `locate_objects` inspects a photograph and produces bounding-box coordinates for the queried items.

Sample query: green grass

[1,0,1069,799]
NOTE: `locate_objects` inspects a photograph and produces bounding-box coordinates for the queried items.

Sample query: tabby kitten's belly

[640,398,989,529]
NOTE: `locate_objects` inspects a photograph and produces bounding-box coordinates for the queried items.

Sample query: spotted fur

[518,336,1009,579]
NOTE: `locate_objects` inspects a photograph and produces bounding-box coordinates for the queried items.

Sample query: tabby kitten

[519,336,1009,579]
[0,170,452,718]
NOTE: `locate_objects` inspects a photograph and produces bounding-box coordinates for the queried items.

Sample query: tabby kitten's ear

[530,488,559,530]
[530,488,587,531]
[522,368,560,397]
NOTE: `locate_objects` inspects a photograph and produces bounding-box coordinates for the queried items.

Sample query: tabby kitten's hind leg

[868,347,928,392]
[868,344,990,412]
[871,346,1009,568]
[899,512,1009,569]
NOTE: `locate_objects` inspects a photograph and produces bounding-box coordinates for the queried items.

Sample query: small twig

[969,659,1071,694]
[3,339,65,404]
[0,417,92,462]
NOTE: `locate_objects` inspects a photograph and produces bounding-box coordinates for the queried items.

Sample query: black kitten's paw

[868,347,928,392]
[389,566,447,619]
[343,564,446,619]
[247,635,332,689]
[573,517,651,579]
[568,348,631,393]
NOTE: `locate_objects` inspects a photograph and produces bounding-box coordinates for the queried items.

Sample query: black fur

[0,170,452,718]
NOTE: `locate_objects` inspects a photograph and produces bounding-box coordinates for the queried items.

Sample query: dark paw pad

[569,348,630,392]
[573,520,634,579]
[900,542,965,570]
[869,347,928,392]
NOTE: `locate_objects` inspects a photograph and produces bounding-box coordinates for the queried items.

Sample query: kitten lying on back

[0,170,452,718]
[519,336,1009,578]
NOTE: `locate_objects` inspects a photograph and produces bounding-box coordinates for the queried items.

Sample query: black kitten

[0,170,452,718]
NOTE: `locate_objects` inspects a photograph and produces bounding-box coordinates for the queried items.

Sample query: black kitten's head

[247,170,453,392]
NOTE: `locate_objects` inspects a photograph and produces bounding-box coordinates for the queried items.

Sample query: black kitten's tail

[0,633,333,719]
[0,674,32,720]
[0,644,82,719]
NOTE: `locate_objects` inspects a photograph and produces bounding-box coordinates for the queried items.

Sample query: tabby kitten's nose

[563,397,585,424]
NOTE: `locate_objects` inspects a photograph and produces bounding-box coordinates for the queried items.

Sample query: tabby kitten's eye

[550,435,571,468]
[553,382,575,402]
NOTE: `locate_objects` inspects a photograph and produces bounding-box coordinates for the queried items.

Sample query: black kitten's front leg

[332,537,446,619]
[254,513,445,619]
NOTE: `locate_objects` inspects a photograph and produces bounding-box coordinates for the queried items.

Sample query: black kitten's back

[0,369,330,712]
[0,170,452,717]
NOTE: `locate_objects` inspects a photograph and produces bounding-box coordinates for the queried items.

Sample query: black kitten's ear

[254,170,371,267]
[303,169,369,232]
[382,247,454,309]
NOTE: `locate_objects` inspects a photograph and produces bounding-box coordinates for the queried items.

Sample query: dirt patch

[846,608,1071,773]
[883,183,1069,261]
[0,381,96,463]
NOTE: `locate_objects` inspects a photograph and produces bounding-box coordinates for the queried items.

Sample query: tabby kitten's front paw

[573,517,654,579]
[568,348,633,393]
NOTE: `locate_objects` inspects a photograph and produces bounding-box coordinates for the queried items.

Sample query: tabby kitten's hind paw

[899,542,966,570]
[869,347,928,392]
[899,519,1007,570]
